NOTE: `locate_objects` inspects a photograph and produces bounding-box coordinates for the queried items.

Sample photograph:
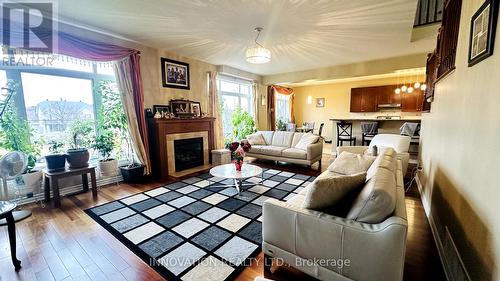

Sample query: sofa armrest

[306,141,323,160]
[336,146,368,156]
[397,152,409,175]
[263,198,407,281]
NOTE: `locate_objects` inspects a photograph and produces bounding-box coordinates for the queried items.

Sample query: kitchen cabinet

[350,84,425,112]
[401,88,425,112]
[350,87,377,112]
[377,85,401,105]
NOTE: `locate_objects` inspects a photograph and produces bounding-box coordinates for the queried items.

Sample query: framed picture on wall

[161,58,190,89]
[316,98,325,107]
[468,0,499,66]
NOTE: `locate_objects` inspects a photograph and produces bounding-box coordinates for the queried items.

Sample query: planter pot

[120,164,145,183]
[98,159,118,177]
[14,170,43,198]
[66,148,90,169]
[45,154,66,172]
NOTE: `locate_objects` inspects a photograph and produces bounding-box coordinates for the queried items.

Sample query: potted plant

[276,118,287,131]
[91,131,118,176]
[0,80,42,197]
[66,120,94,169]
[97,81,144,183]
[45,141,66,172]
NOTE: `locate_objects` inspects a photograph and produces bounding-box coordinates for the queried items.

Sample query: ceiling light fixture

[246,27,271,64]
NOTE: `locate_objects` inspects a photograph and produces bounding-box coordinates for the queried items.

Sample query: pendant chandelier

[394,69,427,94]
[246,27,271,64]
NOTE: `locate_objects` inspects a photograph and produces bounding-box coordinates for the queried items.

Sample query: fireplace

[174,137,204,172]
[148,118,214,180]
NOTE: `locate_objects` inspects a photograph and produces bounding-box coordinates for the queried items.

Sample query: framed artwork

[316,98,325,107]
[153,104,171,115]
[468,0,499,66]
[161,58,190,89]
[170,99,194,118]
[191,102,201,117]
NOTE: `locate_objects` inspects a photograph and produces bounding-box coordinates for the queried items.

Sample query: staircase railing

[414,0,443,27]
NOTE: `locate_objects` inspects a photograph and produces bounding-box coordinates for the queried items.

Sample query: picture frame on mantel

[468,0,499,67]
[161,58,190,89]
[170,99,194,118]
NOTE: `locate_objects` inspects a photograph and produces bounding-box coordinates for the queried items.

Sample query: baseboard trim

[415,174,471,281]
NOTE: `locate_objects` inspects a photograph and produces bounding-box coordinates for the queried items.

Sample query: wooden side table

[43,166,98,208]
[0,201,21,270]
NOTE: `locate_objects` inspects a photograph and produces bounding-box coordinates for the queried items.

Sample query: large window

[217,75,253,140]
[0,49,118,164]
[275,93,291,123]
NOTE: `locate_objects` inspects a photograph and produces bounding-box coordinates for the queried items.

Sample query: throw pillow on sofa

[294,133,319,150]
[302,172,366,210]
[247,133,266,145]
[328,151,376,175]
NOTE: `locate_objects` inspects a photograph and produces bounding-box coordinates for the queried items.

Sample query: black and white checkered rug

[85,168,315,281]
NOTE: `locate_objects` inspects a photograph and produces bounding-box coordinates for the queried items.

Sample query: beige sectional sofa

[244,131,323,167]
[262,148,407,281]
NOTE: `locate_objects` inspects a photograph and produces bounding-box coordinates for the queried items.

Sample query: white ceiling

[50,0,435,75]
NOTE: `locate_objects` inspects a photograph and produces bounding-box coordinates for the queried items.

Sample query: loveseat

[244,131,323,168]
[262,148,407,281]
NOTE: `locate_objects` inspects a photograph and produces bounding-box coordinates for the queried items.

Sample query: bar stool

[336,122,356,146]
[361,122,379,146]
[317,123,325,137]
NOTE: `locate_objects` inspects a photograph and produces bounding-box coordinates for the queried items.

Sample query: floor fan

[0,151,32,226]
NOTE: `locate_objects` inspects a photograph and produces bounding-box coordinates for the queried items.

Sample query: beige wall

[419,1,500,280]
[293,76,421,140]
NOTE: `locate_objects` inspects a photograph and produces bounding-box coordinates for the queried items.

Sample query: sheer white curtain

[252,82,259,127]
[275,93,291,123]
[208,71,225,149]
[113,57,151,174]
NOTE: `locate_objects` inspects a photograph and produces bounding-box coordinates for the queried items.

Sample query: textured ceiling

[50,0,435,75]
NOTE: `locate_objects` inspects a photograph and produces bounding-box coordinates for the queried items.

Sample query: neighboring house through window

[0,48,120,164]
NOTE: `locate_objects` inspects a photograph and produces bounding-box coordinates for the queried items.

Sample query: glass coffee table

[209,163,263,194]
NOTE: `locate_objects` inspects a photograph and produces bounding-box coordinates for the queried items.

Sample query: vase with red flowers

[226,141,251,171]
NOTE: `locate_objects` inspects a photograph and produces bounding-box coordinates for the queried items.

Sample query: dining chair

[336,122,356,146]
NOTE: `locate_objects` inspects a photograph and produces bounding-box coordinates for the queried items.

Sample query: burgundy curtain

[267,86,275,131]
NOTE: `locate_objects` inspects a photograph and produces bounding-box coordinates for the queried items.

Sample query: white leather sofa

[262,148,407,281]
[244,131,323,168]
[337,134,411,174]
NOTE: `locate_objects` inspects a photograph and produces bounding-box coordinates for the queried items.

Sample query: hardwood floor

[0,153,446,281]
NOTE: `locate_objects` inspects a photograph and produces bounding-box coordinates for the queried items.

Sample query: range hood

[378,103,401,108]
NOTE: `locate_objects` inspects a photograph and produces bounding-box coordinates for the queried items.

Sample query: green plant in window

[91,131,115,161]
[68,120,95,149]
[0,80,41,171]
[231,105,255,140]
[95,81,133,163]
[48,140,64,154]
[276,118,287,131]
